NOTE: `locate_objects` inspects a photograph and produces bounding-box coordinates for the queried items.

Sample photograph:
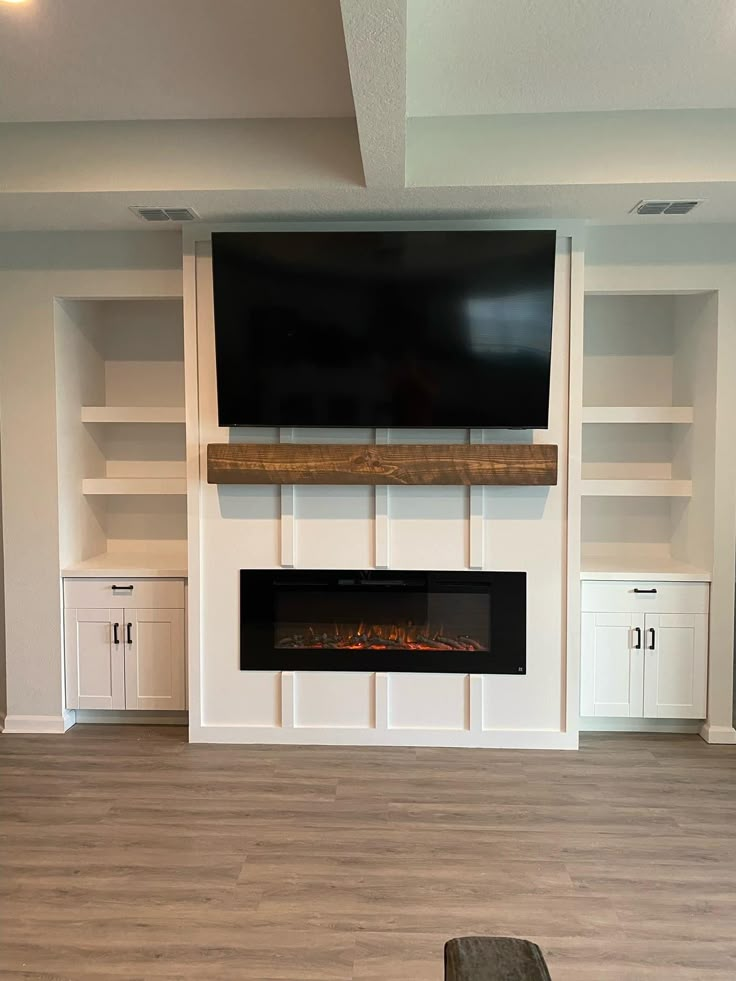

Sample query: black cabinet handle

[648,627,656,650]
[633,588,657,594]
[126,622,133,645]
[633,627,642,650]
[111,584,134,592]
[113,622,120,645]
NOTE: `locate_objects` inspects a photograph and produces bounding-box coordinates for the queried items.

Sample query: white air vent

[631,200,702,216]
[163,208,199,221]
[130,206,199,222]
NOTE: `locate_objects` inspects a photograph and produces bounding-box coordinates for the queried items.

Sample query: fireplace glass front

[240,570,525,674]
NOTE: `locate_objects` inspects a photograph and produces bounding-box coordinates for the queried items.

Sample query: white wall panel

[295,486,373,569]
[388,673,468,730]
[295,672,374,728]
[204,669,281,728]
[482,512,564,731]
[389,485,468,569]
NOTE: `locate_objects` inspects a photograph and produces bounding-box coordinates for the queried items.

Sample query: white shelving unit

[582,406,693,424]
[82,477,187,496]
[579,294,716,580]
[81,406,186,424]
[55,298,187,577]
[580,553,711,583]
[576,292,720,730]
[62,548,188,578]
[581,478,692,497]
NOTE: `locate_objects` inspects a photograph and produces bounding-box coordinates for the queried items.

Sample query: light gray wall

[0,427,6,722]
[0,232,182,725]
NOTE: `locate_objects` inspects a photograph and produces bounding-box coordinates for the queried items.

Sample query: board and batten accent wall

[186,228,578,748]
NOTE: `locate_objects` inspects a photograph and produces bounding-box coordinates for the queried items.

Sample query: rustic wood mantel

[207,442,558,486]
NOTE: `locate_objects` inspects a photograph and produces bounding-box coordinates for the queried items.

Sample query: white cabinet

[124,608,186,710]
[65,608,126,710]
[581,582,708,720]
[64,579,186,712]
[581,612,644,717]
[642,613,708,719]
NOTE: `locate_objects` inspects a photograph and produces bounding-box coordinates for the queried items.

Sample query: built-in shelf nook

[55,298,187,577]
[580,292,716,582]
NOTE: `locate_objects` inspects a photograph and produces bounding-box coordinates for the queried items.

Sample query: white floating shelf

[581,553,711,582]
[62,550,188,578]
[81,406,186,424]
[82,478,187,496]
[582,406,694,424]
[581,479,692,497]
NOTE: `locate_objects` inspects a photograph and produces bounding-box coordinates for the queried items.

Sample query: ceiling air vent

[130,206,199,222]
[631,200,702,216]
[163,208,199,221]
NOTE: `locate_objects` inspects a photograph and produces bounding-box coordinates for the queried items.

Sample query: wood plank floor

[1,727,735,981]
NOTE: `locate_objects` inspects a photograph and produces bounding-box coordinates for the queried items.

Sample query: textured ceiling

[0,0,355,122]
[408,0,736,116]
[0,0,735,229]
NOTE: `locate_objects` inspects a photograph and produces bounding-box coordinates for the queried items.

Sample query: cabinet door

[643,614,707,718]
[124,608,186,710]
[65,608,125,710]
[581,612,645,717]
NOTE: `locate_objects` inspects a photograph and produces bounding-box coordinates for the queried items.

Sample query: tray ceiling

[0,0,355,122]
[408,0,736,116]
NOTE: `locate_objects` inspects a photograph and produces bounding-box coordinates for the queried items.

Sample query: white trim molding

[73,710,188,726]
[2,710,76,734]
[581,717,703,734]
[699,722,736,744]
[189,724,579,750]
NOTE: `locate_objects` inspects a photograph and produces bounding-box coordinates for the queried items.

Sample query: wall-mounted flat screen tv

[211,230,556,428]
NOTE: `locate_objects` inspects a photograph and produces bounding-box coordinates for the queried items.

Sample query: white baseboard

[187,722,579,750]
[74,710,188,725]
[580,717,703,734]
[3,710,76,734]
[699,722,736,745]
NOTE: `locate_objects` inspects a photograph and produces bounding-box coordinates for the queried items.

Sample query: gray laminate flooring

[1,727,735,980]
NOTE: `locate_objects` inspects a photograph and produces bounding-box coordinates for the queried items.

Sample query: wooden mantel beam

[207,443,558,486]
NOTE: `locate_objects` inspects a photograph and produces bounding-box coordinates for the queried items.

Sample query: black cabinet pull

[111,584,134,592]
[126,622,133,645]
[633,627,642,650]
[633,588,657,594]
[648,627,656,650]
[113,622,120,645]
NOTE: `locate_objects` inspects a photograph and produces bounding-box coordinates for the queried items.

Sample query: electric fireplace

[240,571,526,674]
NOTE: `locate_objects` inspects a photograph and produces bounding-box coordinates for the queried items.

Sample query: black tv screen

[211,230,556,428]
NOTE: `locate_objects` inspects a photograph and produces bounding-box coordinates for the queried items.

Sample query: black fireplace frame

[240,570,526,674]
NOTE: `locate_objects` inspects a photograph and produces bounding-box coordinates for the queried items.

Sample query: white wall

[54,300,107,569]
[585,224,736,741]
[187,226,578,748]
[0,233,182,731]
